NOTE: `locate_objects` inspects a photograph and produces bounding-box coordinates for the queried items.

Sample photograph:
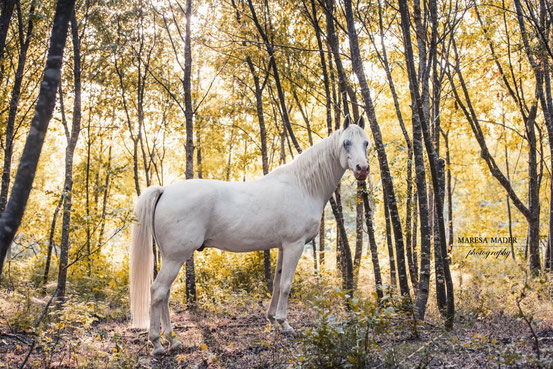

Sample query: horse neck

[288,133,346,207]
[316,159,346,206]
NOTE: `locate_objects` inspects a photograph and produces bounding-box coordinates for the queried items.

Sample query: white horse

[130,123,370,355]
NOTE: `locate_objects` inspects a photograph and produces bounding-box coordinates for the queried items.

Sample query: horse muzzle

[354,170,368,181]
[353,163,369,181]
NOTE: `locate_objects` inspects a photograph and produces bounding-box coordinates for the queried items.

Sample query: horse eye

[363,141,368,147]
[343,139,351,148]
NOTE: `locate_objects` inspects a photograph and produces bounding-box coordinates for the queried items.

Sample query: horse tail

[130,185,164,329]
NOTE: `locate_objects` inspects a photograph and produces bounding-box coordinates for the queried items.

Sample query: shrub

[294,289,396,368]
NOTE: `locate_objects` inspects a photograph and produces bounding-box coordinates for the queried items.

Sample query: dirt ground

[1,296,553,368]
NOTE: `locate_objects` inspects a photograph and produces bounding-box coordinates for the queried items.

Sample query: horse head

[338,120,371,180]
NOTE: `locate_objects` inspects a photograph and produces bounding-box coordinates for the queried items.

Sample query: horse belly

[205,205,321,252]
[204,216,283,252]
[205,190,305,251]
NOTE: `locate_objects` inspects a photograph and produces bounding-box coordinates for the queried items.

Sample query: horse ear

[357,116,365,128]
[343,115,351,128]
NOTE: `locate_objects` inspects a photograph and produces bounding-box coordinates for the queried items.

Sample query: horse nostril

[356,164,361,171]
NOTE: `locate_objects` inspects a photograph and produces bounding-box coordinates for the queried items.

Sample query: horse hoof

[170,340,183,351]
[279,321,295,335]
[153,346,166,356]
[282,327,295,335]
[266,314,276,324]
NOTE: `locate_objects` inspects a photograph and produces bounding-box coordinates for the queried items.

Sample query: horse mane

[267,127,353,196]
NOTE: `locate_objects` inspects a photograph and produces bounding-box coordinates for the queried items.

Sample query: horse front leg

[267,248,283,323]
[274,242,304,334]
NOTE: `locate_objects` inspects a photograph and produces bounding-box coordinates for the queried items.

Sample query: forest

[1,0,553,367]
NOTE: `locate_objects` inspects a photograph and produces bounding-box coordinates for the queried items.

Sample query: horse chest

[282,205,322,242]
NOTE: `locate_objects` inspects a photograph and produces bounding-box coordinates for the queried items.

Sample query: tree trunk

[430,30,447,315]
[512,0,543,274]
[412,191,419,278]
[183,0,196,305]
[0,1,35,213]
[336,212,341,279]
[373,0,417,289]
[353,182,364,285]
[384,194,397,291]
[442,130,454,257]
[322,0,357,294]
[327,43,340,131]
[319,209,325,267]
[361,181,383,301]
[412,115,431,319]
[329,195,354,293]
[312,239,318,275]
[334,185,345,289]
[526,112,541,272]
[324,0,350,120]
[246,55,273,292]
[0,0,16,63]
[433,160,447,314]
[504,145,516,260]
[308,0,332,136]
[405,149,417,288]
[196,129,202,179]
[246,0,301,153]
[343,0,410,299]
[307,0,331,272]
[42,193,64,287]
[97,146,112,248]
[541,57,553,269]
[56,12,81,303]
[0,0,76,277]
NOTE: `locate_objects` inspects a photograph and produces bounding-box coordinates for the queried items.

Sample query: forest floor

[1,294,553,368]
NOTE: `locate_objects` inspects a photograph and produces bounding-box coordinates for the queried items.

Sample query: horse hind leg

[150,259,184,355]
[161,289,182,351]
